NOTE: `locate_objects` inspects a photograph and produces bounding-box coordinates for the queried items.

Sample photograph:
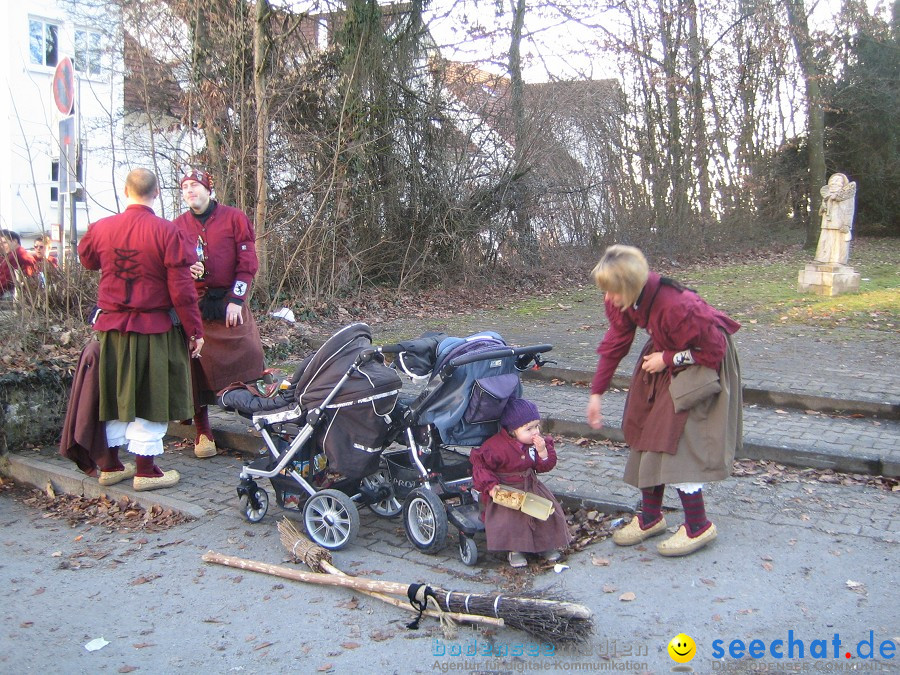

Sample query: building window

[317,18,329,50]
[51,161,59,202]
[74,28,102,76]
[52,157,85,202]
[29,18,59,67]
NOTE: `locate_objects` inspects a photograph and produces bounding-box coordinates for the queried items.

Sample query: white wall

[1,0,126,245]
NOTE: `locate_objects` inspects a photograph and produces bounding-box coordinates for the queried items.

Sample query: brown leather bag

[669,366,721,413]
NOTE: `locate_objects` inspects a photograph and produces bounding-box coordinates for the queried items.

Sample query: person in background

[31,234,59,289]
[586,245,742,556]
[173,168,265,459]
[32,235,59,268]
[77,168,204,491]
[471,398,571,568]
[0,229,37,299]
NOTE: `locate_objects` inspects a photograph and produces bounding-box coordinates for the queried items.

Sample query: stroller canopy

[292,323,399,408]
[416,332,523,446]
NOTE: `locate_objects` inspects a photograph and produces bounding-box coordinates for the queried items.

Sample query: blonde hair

[591,245,649,307]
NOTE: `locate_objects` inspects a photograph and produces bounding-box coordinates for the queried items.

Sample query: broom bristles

[278,518,332,571]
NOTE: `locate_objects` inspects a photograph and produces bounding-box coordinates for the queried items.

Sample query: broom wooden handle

[202,551,591,620]
[204,550,413,594]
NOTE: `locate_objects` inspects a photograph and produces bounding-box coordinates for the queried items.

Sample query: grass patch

[507,238,900,331]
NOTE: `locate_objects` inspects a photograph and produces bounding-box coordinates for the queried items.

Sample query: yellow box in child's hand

[493,485,554,521]
[492,485,526,509]
[521,492,555,521]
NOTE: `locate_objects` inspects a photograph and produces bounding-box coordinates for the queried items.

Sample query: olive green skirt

[98,328,193,423]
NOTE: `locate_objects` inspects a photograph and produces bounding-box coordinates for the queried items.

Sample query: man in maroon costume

[76,168,204,490]
[0,229,37,299]
[174,168,265,458]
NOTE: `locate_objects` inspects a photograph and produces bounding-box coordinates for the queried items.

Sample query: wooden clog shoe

[193,435,217,459]
[98,463,136,486]
[657,523,717,557]
[133,470,180,492]
[611,516,668,546]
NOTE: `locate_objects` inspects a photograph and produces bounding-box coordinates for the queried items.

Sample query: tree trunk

[508,0,536,262]
[784,0,826,249]
[687,0,712,231]
[253,0,271,298]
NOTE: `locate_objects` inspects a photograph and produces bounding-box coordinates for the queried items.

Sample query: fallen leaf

[51,551,62,558]
[21,622,33,628]
[132,643,155,649]
[591,556,610,567]
[370,630,393,641]
[700,578,716,586]
[602,584,617,593]
[253,642,274,651]
[130,574,161,586]
[341,642,361,650]
[118,667,138,673]
[762,562,774,572]
[775,409,788,414]
[712,614,722,621]
[337,597,359,610]
[317,664,333,672]
[619,592,636,602]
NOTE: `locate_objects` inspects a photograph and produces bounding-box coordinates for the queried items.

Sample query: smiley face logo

[668,633,696,663]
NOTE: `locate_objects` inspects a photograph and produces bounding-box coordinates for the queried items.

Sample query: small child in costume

[470,398,571,568]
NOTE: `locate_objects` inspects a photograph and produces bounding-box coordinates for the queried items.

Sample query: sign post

[52,57,78,261]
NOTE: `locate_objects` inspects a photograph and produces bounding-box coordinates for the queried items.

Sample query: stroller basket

[383,448,471,500]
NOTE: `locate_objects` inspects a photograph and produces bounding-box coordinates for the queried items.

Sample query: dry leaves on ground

[0,476,192,532]
[731,459,899,492]
[565,507,622,553]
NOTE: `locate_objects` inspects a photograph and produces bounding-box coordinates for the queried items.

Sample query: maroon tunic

[174,203,264,396]
[0,245,37,293]
[78,204,203,338]
[591,271,743,483]
[471,432,570,553]
[173,202,258,306]
[591,272,740,396]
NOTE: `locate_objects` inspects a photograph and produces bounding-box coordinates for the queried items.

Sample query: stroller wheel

[240,487,269,523]
[403,488,448,554]
[361,468,401,518]
[303,489,360,550]
[458,534,479,566]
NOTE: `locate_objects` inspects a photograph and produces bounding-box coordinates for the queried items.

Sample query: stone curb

[541,417,899,478]
[171,407,899,479]
[523,366,900,420]
[1,443,632,523]
[0,453,207,520]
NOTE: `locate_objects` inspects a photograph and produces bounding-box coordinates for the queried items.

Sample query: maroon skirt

[482,469,571,553]
[192,304,265,404]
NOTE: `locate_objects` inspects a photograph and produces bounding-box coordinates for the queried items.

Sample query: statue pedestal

[797,262,860,297]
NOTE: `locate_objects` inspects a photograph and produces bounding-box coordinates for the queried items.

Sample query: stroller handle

[446,343,553,370]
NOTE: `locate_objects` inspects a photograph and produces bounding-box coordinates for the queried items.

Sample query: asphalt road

[2,437,897,674]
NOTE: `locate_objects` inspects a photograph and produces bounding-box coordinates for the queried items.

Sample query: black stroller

[219,323,403,550]
[382,331,552,565]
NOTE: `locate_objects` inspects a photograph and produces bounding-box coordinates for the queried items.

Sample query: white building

[1,0,128,250]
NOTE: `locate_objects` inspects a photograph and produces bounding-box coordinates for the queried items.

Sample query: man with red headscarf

[174,168,265,458]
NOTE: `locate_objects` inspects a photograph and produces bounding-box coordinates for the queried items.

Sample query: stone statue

[814,173,856,265]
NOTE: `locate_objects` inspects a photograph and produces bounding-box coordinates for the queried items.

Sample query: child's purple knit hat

[501,398,540,431]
